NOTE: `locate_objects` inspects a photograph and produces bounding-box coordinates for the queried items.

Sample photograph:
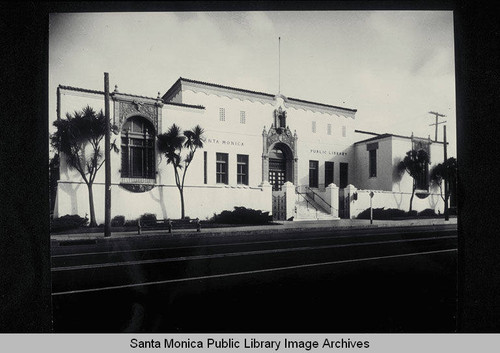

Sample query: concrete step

[295,199,337,221]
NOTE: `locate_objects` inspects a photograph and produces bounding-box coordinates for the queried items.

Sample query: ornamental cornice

[266,126,296,152]
[183,82,275,105]
[117,100,159,132]
[284,100,356,119]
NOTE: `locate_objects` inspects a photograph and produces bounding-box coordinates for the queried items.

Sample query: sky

[49,11,456,156]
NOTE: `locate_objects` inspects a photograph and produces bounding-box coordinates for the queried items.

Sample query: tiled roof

[179,77,276,98]
[287,97,357,113]
[59,84,205,109]
[58,85,104,95]
[164,77,357,113]
[164,101,205,110]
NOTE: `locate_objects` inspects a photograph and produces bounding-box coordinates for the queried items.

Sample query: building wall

[54,81,448,224]
[348,135,447,217]
[353,136,393,191]
[179,86,357,190]
[54,88,274,223]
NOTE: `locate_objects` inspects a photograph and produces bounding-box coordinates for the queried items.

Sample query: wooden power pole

[443,125,449,221]
[429,111,446,142]
[104,73,111,237]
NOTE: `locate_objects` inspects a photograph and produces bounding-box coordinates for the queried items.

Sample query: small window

[342,125,346,137]
[240,111,246,124]
[309,160,319,188]
[219,108,225,122]
[312,121,316,133]
[369,149,377,177]
[327,124,332,135]
[216,153,228,184]
[237,154,249,185]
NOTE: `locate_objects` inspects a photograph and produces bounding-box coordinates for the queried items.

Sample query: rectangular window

[240,111,246,124]
[340,163,348,188]
[325,161,334,186]
[312,121,316,133]
[237,154,249,185]
[216,153,228,184]
[309,160,319,188]
[342,125,346,137]
[204,151,207,184]
[369,149,377,177]
[219,108,225,122]
[327,124,332,135]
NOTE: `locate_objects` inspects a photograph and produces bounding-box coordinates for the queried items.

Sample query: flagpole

[278,36,281,94]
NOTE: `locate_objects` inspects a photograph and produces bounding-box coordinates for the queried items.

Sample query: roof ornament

[132,100,143,111]
[114,85,119,93]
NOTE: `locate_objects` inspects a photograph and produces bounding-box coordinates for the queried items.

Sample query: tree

[49,153,60,215]
[396,149,430,212]
[50,106,117,227]
[157,124,205,219]
[430,157,458,204]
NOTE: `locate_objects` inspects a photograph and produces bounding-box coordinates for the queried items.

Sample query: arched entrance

[261,115,298,221]
[268,143,293,191]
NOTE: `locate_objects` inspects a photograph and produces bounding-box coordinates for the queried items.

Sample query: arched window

[121,116,155,179]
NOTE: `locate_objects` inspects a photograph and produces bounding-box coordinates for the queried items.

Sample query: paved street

[51,222,457,333]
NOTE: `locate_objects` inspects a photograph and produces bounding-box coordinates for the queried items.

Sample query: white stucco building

[53,77,449,224]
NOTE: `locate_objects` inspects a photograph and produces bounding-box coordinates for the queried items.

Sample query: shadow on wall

[149,169,169,220]
[392,157,403,209]
[427,184,440,211]
[59,168,83,215]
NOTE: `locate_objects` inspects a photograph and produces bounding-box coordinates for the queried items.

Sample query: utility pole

[429,111,446,142]
[104,73,111,237]
[443,125,449,221]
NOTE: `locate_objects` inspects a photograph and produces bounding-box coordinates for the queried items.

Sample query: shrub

[124,219,138,227]
[51,214,88,232]
[407,210,418,217]
[356,208,406,220]
[357,208,438,220]
[418,208,437,217]
[111,215,126,227]
[210,207,272,225]
[140,213,157,223]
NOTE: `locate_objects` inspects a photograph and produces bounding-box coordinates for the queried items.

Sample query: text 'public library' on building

[53,77,453,223]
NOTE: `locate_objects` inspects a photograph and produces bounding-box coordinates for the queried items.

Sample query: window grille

[237,154,249,185]
[121,116,155,179]
[216,153,228,184]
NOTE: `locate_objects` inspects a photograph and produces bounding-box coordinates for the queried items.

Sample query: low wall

[54,181,272,224]
[348,187,444,219]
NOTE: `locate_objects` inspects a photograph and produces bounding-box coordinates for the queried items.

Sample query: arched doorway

[268,143,293,191]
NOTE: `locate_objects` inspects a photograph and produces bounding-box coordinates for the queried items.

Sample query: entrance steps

[294,197,338,221]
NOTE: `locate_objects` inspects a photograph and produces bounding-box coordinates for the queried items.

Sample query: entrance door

[339,191,350,219]
[272,191,286,221]
[269,158,286,191]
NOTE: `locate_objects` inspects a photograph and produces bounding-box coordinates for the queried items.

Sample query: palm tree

[430,156,457,205]
[157,124,205,219]
[51,106,109,227]
[397,149,430,212]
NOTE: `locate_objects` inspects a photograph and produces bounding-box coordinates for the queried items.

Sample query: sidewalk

[51,217,457,242]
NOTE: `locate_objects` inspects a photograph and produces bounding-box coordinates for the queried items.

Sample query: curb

[51,220,456,243]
